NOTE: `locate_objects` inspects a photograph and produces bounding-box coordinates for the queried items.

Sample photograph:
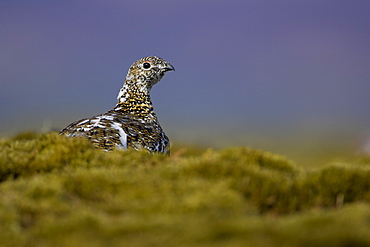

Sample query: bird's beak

[164,63,175,72]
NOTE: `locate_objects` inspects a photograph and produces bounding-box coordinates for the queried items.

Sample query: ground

[1,132,370,247]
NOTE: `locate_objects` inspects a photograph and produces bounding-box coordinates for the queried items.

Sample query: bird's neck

[114,79,158,122]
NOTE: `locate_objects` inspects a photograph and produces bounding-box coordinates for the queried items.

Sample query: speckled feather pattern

[60,56,174,154]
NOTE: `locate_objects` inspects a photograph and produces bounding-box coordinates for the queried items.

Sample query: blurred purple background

[1,0,370,160]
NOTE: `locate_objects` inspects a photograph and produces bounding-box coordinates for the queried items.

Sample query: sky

[1,0,370,157]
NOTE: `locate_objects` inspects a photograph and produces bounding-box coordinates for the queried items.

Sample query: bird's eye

[143,62,151,69]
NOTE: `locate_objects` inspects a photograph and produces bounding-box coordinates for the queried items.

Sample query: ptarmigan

[60,56,174,154]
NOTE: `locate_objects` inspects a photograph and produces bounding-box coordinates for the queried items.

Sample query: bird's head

[126,56,175,90]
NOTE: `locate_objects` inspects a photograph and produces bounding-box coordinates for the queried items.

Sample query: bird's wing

[60,112,169,152]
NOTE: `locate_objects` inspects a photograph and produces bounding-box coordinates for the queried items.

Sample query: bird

[59,56,175,154]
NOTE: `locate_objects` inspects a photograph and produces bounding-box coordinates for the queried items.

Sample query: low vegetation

[1,132,370,246]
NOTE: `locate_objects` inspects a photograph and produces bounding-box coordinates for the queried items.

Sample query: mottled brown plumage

[60,56,174,154]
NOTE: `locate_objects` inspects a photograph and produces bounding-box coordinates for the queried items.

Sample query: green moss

[0,132,370,246]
